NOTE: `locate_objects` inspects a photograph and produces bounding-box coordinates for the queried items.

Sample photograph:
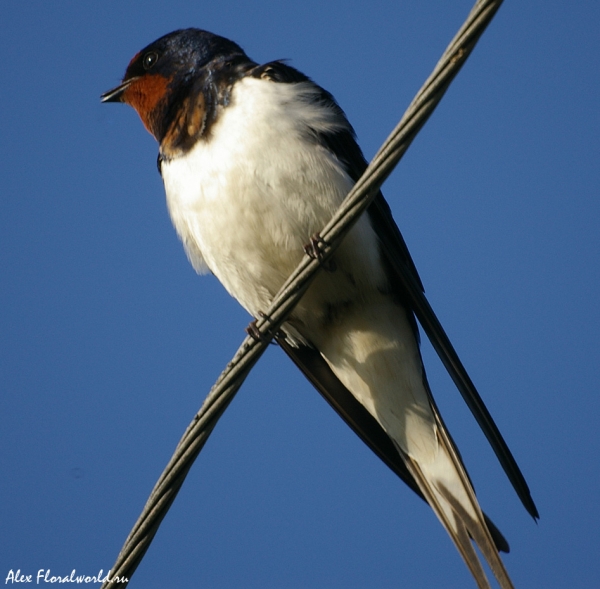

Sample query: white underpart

[162,75,462,477]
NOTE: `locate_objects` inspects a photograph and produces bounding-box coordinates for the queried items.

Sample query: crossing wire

[101,1,505,585]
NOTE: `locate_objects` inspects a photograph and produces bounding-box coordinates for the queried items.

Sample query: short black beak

[100,78,137,103]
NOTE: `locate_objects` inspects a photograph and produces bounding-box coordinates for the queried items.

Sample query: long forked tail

[401,415,514,589]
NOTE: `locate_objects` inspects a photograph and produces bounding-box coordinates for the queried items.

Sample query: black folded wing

[257,59,538,521]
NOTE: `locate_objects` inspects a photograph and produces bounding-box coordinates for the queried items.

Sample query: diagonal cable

[101,1,504,585]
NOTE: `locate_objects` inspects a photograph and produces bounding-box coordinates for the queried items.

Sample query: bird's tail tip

[401,434,515,589]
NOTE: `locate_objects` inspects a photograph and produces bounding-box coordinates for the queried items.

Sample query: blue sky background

[1,1,599,588]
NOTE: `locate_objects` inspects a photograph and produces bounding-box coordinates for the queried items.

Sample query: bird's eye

[143,52,159,70]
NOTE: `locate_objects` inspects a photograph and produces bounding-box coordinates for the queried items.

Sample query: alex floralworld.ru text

[5,570,129,584]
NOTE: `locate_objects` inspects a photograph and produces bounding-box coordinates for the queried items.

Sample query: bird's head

[101,29,250,144]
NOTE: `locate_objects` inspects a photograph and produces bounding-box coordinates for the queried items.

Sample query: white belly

[161,76,386,331]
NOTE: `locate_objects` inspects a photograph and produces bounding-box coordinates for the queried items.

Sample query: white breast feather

[161,77,385,320]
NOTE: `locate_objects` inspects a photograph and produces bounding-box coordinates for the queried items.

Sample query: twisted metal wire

[101,1,504,585]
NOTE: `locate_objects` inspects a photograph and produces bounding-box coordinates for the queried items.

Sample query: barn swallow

[102,29,537,589]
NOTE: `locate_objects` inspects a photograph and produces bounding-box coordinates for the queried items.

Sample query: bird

[102,28,537,589]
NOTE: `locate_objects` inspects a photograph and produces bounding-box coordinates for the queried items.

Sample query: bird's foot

[303,233,336,272]
[245,312,280,344]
